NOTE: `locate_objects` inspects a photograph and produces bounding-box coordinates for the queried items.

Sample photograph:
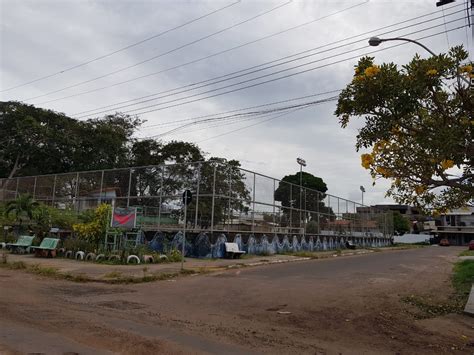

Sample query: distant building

[357,204,423,233]
[432,206,474,245]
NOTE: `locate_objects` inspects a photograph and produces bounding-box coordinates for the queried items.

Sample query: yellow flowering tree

[73,203,111,246]
[336,46,473,211]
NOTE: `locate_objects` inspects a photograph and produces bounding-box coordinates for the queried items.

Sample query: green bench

[6,235,35,254]
[31,238,60,258]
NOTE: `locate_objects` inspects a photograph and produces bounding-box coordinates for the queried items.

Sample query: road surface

[0,246,472,354]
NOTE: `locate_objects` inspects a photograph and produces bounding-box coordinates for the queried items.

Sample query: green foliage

[4,194,39,227]
[274,171,331,224]
[393,211,410,235]
[72,204,111,246]
[336,46,473,211]
[452,260,474,297]
[459,250,474,256]
[0,102,141,178]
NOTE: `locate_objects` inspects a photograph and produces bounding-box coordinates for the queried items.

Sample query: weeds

[459,250,474,257]
[402,260,474,318]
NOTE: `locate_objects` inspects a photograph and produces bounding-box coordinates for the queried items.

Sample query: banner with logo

[111,207,137,229]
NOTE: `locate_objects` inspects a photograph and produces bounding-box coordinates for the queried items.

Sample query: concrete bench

[6,235,35,254]
[224,242,246,259]
[31,238,60,258]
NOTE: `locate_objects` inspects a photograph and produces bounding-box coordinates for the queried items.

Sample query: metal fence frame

[0,161,393,238]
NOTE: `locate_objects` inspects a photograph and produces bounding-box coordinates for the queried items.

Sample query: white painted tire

[143,255,154,264]
[0,242,6,249]
[85,252,96,261]
[95,254,105,261]
[127,255,141,264]
[75,251,85,261]
[65,250,73,259]
[159,255,168,261]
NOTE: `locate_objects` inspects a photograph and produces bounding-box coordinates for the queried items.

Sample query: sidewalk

[465,285,474,317]
[2,248,376,282]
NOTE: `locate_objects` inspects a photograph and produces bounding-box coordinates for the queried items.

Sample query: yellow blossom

[460,64,472,73]
[440,159,454,170]
[414,185,426,195]
[375,166,392,177]
[364,65,381,77]
[426,69,438,76]
[361,154,374,169]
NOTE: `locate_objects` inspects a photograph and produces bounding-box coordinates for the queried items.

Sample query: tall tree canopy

[0,101,140,178]
[274,171,331,225]
[335,46,473,212]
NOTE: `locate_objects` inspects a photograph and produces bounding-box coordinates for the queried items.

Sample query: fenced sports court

[0,161,393,241]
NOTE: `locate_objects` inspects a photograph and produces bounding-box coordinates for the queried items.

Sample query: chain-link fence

[0,161,393,238]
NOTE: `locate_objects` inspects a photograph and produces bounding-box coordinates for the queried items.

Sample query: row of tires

[58,249,168,264]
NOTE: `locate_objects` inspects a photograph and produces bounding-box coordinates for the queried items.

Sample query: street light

[296,158,306,233]
[368,36,436,56]
[360,185,366,206]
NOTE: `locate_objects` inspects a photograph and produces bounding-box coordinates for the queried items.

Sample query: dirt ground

[0,246,473,354]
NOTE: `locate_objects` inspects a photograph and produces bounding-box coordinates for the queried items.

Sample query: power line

[72,12,466,119]
[197,103,319,144]
[36,0,371,107]
[22,0,294,102]
[145,96,339,139]
[38,3,462,108]
[0,0,242,93]
[140,89,342,129]
[76,23,469,121]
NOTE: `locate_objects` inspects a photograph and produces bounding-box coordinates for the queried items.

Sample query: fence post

[126,168,132,207]
[74,172,80,211]
[210,165,217,234]
[15,178,19,199]
[194,163,201,230]
[51,175,57,205]
[158,166,164,227]
[317,191,320,235]
[251,173,256,233]
[33,176,37,199]
[289,184,292,231]
[273,179,276,235]
[99,170,104,205]
[227,167,232,230]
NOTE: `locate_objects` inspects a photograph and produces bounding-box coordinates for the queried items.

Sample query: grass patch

[459,250,474,257]
[402,260,474,318]
[452,260,474,298]
[28,264,60,277]
[103,271,123,279]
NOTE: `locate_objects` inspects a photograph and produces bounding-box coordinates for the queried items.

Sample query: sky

[0,0,472,206]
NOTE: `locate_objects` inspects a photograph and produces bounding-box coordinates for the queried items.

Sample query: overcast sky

[0,0,472,206]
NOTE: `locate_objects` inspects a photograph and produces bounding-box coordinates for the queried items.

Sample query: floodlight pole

[296,158,306,234]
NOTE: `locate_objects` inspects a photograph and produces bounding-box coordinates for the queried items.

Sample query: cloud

[1,0,470,206]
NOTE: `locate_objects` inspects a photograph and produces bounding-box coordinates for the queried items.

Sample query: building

[432,206,474,246]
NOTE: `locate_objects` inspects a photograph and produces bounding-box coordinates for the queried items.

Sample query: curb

[226,250,375,270]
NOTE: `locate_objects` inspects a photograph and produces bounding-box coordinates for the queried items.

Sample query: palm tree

[4,194,39,227]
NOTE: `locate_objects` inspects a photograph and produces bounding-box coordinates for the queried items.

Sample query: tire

[127,255,140,264]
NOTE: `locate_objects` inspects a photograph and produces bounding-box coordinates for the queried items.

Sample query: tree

[4,194,39,229]
[72,203,111,246]
[0,102,141,178]
[335,46,473,212]
[274,172,330,225]
[392,211,410,235]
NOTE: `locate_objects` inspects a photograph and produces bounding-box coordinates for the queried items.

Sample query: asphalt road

[0,246,472,354]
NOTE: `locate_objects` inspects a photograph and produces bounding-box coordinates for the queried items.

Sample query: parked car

[468,240,474,250]
[439,238,450,246]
